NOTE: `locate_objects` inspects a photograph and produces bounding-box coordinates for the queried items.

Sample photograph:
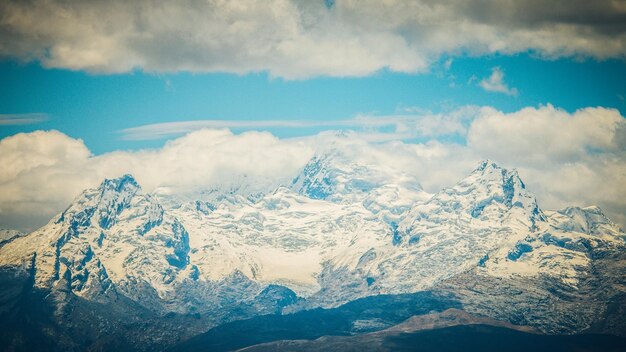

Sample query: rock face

[0,157,624,350]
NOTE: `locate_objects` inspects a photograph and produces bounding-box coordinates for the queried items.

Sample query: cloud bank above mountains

[1,0,625,78]
[1,104,624,231]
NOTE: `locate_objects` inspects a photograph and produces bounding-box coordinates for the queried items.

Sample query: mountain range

[0,152,624,351]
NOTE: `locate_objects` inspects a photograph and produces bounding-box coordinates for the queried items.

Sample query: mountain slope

[0,229,23,247]
[434,203,626,335]
[172,291,459,352]
[238,323,625,352]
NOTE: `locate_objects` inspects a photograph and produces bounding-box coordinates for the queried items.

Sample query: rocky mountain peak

[98,174,140,195]
[291,149,423,203]
[95,174,141,229]
[460,160,543,222]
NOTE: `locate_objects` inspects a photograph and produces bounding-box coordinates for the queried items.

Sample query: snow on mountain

[0,157,624,340]
[382,161,543,285]
[291,149,430,223]
[171,185,390,296]
[0,229,23,246]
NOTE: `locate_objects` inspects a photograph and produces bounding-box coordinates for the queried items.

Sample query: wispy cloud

[118,110,481,141]
[0,113,48,126]
[119,120,357,140]
[479,67,519,96]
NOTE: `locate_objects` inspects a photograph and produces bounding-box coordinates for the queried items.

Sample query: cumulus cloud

[479,67,519,96]
[2,105,625,231]
[468,105,624,164]
[0,131,94,230]
[0,0,625,78]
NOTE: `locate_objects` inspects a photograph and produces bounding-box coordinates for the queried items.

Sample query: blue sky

[2,54,625,154]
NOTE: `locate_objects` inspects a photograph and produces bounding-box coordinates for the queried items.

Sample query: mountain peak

[57,174,143,231]
[475,161,525,196]
[467,160,525,191]
[474,159,501,172]
[472,159,520,179]
[291,149,424,203]
[410,160,544,228]
[291,150,368,201]
[553,205,622,235]
[96,175,141,229]
[98,174,140,194]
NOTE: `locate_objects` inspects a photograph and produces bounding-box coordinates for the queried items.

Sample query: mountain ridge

[0,158,624,350]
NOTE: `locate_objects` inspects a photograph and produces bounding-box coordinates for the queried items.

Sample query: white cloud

[468,105,624,164]
[0,130,91,183]
[0,131,94,231]
[1,105,625,231]
[0,0,625,78]
[479,67,519,96]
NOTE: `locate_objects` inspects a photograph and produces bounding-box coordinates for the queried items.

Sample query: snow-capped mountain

[0,156,624,350]
[0,174,197,309]
[375,160,547,291]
